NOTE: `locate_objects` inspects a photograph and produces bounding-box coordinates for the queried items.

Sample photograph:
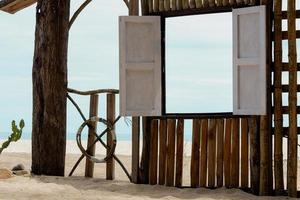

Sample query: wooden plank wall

[272,0,299,197]
[146,117,251,189]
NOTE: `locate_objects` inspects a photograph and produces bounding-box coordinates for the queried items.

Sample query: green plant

[0,120,25,154]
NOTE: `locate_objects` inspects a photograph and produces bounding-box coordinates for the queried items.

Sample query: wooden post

[31,0,70,176]
[153,0,159,12]
[241,118,249,188]
[208,119,216,188]
[175,119,184,187]
[222,0,229,6]
[165,0,170,11]
[230,118,239,188]
[159,0,164,11]
[141,0,149,15]
[131,117,140,183]
[199,119,208,187]
[189,0,196,8]
[195,0,203,8]
[139,117,151,184]
[130,0,139,15]
[176,0,183,10]
[216,119,224,188]
[166,119,176,186]
[182,0,189,9]
[191,119,200,187]
[149,119,159,185]
[273,0,284,195]
[106,94,115,180]
[159,119,167,185]
[224,118,232,188]
[171,0,176,10]
[249,117,260,195]
[287,0,298,197]
[85,95,99,177]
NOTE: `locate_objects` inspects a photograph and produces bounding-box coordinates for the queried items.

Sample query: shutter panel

[233,6,267,115]
[119,16,162,116]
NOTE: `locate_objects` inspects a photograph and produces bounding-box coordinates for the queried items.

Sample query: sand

[0,140,299,200]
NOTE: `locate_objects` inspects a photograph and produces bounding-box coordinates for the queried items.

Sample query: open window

[119,6,267,117]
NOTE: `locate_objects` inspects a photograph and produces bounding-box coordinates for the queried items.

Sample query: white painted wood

[119,16,162,116]
[233,6,266,115]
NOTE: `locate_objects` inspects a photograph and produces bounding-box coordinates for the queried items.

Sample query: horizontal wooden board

[0,0,36,14]
[272,30,300,40]
[282,10,300,19]
[271,62,300,71]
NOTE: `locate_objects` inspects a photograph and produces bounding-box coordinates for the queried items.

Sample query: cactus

[0,120,25,154]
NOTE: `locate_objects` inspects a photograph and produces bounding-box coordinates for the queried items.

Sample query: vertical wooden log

[130,0,139,15]
[165,0,170,11]
[260,0,273,196]
[249,117,260,195]
[175,119,184,187]
[191,119,200,187]
[216,119,224,188]
[287,0,298,197]
[148,0,153,13]
[153,0,159,12]
[131,117,140,183]
[159,119,167,185]
[241,118,249,188]
[171,0,176,10]
[208,119,217,188]
[200,119,208,187]
[224,118,232,188]
[176,0,183,10]
[230,118,239,188]
[222,0,229,6]
[106,94,115,180]
[208,0,215,7]
[273,0,284,195]
[166,119,176,186]
[189,0,196,8]
[229,0,236,5]
[149,119,159,185]
[85,95,99,178]
[217,0,223,6]
[139,117,151,184]
[182,0,189,9]
[31,0,70,176]
[195,0,203,8]
[159,0,165,11]
[141,0,149,15]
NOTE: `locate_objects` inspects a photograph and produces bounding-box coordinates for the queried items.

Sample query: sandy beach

[0,140,299,200]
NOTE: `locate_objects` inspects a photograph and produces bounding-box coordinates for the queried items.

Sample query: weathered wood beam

[31,0,70,176]
[0,0,36,14]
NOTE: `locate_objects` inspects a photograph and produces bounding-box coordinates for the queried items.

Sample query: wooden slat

[171,0,176,10]
[216,0,222,7]
[148,0,153,13]
[131,117,140,183]
[159,119,167,185]
[224,118,232,188]
[153,0,159,12]
[208,0,215,7]
[149,119,159,185]
[182,0,189,9]
[189,0,196,8]
[230,118,239,188]
[222,0,229,6]
[272,127,300,136]
[216,119,224,188]
[282,10,300,19]
[159,0,164,11]
[277,106,300,114]
[195,0,202,8]
[106,94,115,180]
[272,30,300,40]
[208,119,217,188]
[199,119,208,187]
[85,94,99,178]
[176,0,183,10]
[175,119,184,187]
[140,117,151,184]
[191,119,200,187]
[165,0,170,11]
[241,118,249,188]
[166,119,176,186]
[271,85,300,93]
[202,0,209,8]
[273,0,284,194]
[271,62,300,71]
[287,0,298,197]
[249,117,260,195]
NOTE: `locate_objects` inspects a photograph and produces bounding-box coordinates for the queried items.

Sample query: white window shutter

[119,16,162,116]
[233,6,266,115]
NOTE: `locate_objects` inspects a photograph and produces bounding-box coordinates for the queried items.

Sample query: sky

[0,1,300,140]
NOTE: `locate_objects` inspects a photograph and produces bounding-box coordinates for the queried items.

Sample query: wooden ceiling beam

[0,0,36,14]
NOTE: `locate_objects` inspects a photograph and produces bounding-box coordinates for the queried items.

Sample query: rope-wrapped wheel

[76,116,116,163]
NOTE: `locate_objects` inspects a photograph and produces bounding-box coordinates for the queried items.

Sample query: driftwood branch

[69,0,92,30]
[67,88,119,95]
[123,0,129,8]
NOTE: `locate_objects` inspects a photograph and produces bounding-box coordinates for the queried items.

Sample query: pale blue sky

[0,1,300,139]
